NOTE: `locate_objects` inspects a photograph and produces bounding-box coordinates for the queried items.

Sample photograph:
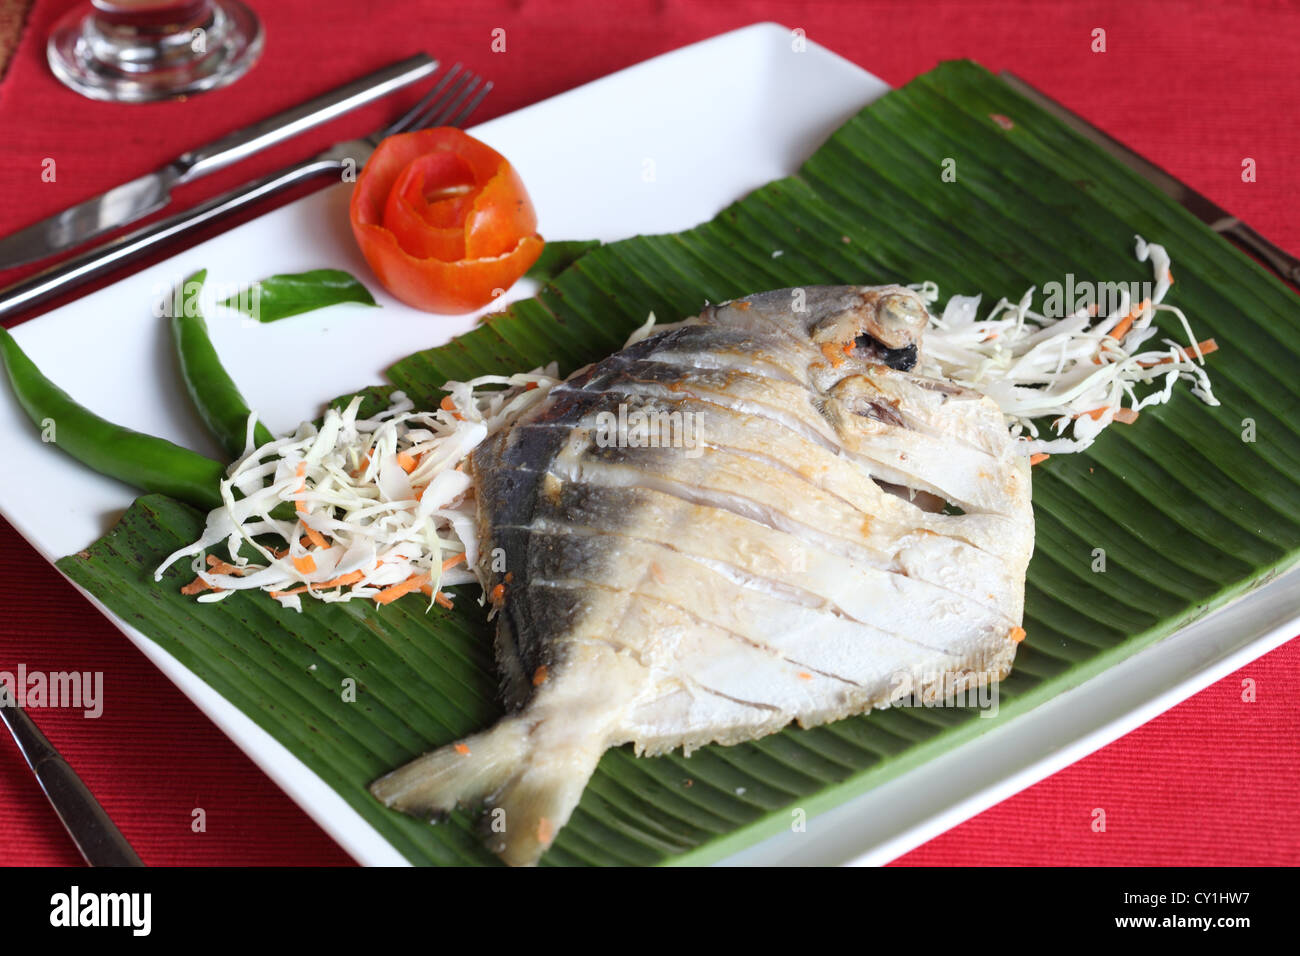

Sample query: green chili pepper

[170,268,274,458]
[0,326,225,511]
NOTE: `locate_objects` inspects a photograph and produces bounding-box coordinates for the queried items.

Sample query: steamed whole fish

[371,284,1035,865]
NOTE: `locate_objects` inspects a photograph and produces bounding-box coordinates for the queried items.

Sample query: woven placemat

[0,0,32,82]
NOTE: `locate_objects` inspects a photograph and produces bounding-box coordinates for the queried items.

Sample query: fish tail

[369,715,602,866]
[481,741,602,866]
[370,717,531,820]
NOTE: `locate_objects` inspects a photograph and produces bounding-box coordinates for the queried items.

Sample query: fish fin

[492,612,533,711]
[481,742,603,866]
[369,716,602,866]
[370,718,531,819]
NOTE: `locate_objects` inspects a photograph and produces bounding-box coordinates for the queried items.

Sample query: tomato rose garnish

[349,128,544,313]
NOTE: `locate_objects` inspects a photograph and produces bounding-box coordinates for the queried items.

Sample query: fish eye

[877,293,928,332]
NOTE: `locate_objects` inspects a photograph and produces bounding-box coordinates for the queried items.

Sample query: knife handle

[172,53,435,183]
[1,700,143,866]
[1219,219,1300,288]
[0,158,344,320]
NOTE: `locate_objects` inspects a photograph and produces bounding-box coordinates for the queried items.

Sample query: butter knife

[1000,72,1300,286]
[0,53,437,270]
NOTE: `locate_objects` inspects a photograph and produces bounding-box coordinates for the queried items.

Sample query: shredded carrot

[205,555,244,576]
[1009,626,1027,643]
[374,574,430,606]
[504,571,514,583]
[294,462,308,514]
[490,583,506,604]
[532,665,548,687]
[417,582,454,609]
[536,817,554,846]
[1140,338,1218,367]
[269,586,310,598]
[189,556,248,591]
[842,340,855,355]
[350,452,372,479]
[396,450,418,473]
[1166,269,1174,285]
[441,552,467,572]
[1108,299,1149,341]
[319,570,365,589]
[796,671,813,681]
[819,342,845,368]
[981,330,999,343]
[292,554,317,575]
[1029,453,1050,466]
[454,743,471,756]
[1109,316,1135,341]
[1074,405,1138,423]
[440,395,464,420]
[525,381,539,390]
[303,525,329,550]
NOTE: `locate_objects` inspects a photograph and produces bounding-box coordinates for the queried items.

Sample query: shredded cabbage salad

[911,234,1217,457]
[155,366,561,612]
[161,234,1217,609]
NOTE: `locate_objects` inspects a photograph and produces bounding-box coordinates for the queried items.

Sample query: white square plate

[2,22,1295,866]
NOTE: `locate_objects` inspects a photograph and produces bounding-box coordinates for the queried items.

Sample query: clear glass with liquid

[48,0,263,102]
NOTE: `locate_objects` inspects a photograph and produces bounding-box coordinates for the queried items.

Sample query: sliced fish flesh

[370,285,1035,865]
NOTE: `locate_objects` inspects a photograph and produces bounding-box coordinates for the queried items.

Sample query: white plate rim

[2,21,1294,867]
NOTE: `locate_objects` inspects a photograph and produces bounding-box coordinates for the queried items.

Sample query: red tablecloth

[1,0,1297,866]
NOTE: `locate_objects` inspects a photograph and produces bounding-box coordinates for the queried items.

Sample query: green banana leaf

[58,60,1300,866]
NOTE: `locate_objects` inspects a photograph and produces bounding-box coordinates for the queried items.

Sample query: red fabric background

[1,0,1297,866]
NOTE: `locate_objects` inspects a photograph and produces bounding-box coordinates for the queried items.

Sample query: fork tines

[377,65,492,140]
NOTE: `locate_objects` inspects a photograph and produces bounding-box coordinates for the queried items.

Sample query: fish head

[809,285,931,371]
[863,287,931,350]
[706,284,933,373]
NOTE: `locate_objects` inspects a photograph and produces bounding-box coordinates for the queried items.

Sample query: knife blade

[999,72,1300,286]
[0,53,438,270]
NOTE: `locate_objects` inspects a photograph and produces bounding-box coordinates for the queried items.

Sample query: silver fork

[0,66,493,320]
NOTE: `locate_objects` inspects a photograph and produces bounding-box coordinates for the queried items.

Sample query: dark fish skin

[370,284,1034,867]
[470,417,584,709]
[472,323,770,708]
